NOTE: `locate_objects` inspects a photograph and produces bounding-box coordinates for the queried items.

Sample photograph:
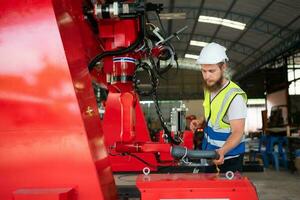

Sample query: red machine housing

[0,0,117,199]
[89,1,175,172]
[137,173,258,200]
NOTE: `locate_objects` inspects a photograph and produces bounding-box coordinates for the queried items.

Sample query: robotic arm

[84,0,215,171]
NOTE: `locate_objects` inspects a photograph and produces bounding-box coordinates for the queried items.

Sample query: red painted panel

[0,0,117,199]
[137,173,259,200]
[13,188,75,200]
[103,93,158,172]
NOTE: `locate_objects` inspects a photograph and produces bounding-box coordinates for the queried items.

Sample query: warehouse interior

[135,1,300,199]
[0,0,300,200]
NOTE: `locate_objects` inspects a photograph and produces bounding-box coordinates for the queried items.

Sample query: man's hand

[190,117,205,132]
[213,148,225,165]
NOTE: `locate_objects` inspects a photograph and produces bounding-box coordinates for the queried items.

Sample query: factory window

[245,99,265,133]
[288,64,300,95]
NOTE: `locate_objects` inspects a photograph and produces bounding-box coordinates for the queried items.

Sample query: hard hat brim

[196,58,228,65]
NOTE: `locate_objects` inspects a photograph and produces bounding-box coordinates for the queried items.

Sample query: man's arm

[214,119,245,165]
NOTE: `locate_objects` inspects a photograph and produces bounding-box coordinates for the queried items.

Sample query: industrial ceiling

[138,0,300,100]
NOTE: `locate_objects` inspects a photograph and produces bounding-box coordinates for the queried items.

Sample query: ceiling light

[198,15,246,30]
[185,54,199,60]
[190,40,208,47]
[159,13,186,20]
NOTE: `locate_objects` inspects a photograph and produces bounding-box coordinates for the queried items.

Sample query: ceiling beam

[182,0,206,56]
[234,15,300,74]
[209,0,237,43]
[227,0,276,52]
[167,0,175,37]
[166,0,175,98]
[155,6,292,39]
[234,19,300,81]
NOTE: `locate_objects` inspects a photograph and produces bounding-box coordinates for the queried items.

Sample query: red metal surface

[114,142,171,153]
[13,188,75,200]
[103,93,158,171]
[87,2,161,172]
[98,19,138,51]
[183,130,194,149]
[0,0,117,200]
[136,173,259,200]
[119,92,137,142]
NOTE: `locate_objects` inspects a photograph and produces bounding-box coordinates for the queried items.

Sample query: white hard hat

[196,42,229,64]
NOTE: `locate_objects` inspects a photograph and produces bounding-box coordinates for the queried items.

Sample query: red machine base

[136,173,258,200]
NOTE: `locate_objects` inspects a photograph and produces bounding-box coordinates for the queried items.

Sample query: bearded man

[190,42,247,173]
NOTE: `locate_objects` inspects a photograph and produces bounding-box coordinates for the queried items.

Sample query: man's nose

[203,73,210,80]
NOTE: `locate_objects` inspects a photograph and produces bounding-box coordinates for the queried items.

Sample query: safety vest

[202,81,247,157]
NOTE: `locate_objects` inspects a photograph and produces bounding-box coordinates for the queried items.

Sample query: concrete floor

[115,169,300,200]
[244,169,300,200]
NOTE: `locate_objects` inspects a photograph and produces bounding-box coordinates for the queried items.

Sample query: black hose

[154,53,178,76]
[133,61,179,145]
[109,152,156,168]
[152,91,181,145]
[88,14,145,72]
[133,61,158,96]
[148,11,179,77]
[171,146,220,160]
[154,10,166,37]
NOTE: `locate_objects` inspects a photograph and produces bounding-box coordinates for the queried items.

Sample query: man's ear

[222,63,227,71]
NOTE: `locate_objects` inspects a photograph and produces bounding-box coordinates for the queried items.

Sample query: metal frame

[162,6,293,39]
[147,0,300,99]
[209,0,238,43]
[236,15,300,68]
[234,19,300,80]
[227,0,277,52]
[182,0,206,56]
[167,0,175,36]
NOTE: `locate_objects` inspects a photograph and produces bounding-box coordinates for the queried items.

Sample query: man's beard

[202,74,224,92]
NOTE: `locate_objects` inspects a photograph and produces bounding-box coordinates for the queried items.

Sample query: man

[190,42,247,173]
